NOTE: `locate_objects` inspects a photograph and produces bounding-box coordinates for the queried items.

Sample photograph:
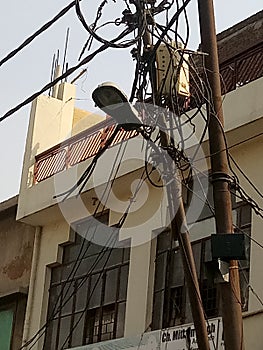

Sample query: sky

[0,0,262,202]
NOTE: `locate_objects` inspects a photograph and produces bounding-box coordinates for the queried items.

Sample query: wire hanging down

[15,1,263,349]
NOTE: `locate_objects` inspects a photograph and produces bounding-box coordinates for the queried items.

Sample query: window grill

[44,214,130,349]
[152,200,251,330]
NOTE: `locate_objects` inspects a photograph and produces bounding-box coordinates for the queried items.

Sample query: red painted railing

[190,42,263,107]
[220,43,263,93]
[34,119,138,183]
[34,44,263,183]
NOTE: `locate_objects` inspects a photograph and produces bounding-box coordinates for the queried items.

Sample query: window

[234,203,252,311]
[169,286,185,326]
[0,293,27,350]
[44,214,130,349]
[152,201,251,329]
[0,307,14,350]
[87,305,115,343]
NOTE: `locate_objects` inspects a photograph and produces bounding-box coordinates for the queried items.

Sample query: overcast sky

[0,0,262,202]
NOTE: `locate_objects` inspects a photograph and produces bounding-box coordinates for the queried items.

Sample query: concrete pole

[159,130,210,350]
[140,3,210,346]
[197,0,244,349]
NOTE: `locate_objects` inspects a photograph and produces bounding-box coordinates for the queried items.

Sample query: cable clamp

[210,172,232,184]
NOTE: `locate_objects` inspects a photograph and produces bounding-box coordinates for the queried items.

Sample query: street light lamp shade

[92,82,142,131]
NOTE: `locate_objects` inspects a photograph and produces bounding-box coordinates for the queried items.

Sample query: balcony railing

[190,42,263,107]
[34,119,138,183]
[34,44,263,184]
[220,43,263,93]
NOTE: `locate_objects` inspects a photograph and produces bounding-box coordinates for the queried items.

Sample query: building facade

[0,196,35,349]
[17,11,263,350]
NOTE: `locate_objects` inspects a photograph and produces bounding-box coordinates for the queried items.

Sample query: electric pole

[197,0,244,349]
[142,5,210,349]
[158,130,210,350]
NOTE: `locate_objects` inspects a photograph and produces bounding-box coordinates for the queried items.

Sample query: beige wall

[0,198,35,297]
[22,168,167,347]
[17,77,263,348]
[72,108,105,136]
[24,220,71,349]
[0,196,35,350]
[17,82,76,227]
[17,78,263,224]
[244,312,263,349]
[230,136,263,313]
[124,238,157,337]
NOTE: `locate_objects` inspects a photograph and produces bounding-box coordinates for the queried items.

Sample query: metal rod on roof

[52,65,62,98]
[62,27,70,80]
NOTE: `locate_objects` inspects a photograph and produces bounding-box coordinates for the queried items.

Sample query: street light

[92,82,142,131]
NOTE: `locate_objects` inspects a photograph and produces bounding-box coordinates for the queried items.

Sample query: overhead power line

[229,153,263,200]
[0,26,135,124]
[0,1,76,68]
[0,43,107,123]
[1,1,145,124]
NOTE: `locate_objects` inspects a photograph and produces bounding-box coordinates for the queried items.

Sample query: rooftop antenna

[62,27,70,81]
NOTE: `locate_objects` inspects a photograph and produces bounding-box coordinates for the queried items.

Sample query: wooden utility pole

[197,0,244,349]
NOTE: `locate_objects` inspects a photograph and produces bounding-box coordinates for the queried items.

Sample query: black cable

[144,141,164,188]
[212,115,263,218]
[49,134,130,318]
[54,125,122,200]
[130,0,192,103]
[58,233,118,349]
[0,26,135,123]
[129,36,142,102]
[192,60,263,221]
[24,175,124,348]
[239,266,263,308]
[58,167,149,348]
[78,0,115,58]
[26,229,118,350]
[191,166,263,251]
[75,0,145,49]
[150,0,192,59]
[0,44,106,123]
[21,230,115,349]
[22,132,145,349]
[20,126,128,348]
[192,132,263,164]
[229,153,263,200]
[0,1,76,68]
[176,221,217,350]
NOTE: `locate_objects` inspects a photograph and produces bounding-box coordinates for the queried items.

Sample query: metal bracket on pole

[210,172,232,184]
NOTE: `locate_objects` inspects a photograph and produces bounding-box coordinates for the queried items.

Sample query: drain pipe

[22,226,42,348]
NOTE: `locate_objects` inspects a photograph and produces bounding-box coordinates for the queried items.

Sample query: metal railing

[34,44,262,183]
[220,43,263,94]
[34,119,138,183]
[190,42,263,107]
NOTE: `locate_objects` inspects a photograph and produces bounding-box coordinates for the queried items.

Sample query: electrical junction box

[211,233,246,261]
[156,41,190,97]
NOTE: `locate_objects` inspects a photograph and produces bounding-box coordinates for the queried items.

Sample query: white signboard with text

[160,317,224,350]
[68,317,224,350]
